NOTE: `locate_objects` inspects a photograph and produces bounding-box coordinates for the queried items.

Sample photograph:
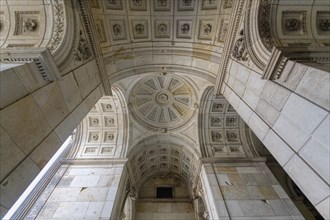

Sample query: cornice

[77,0,112,95]
[214,0,245,95]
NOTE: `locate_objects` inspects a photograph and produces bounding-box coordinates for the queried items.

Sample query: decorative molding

[198,20,215,40]
[0,48,62,82]
[244,0,271,71]
[281,10,307,36]
[155,20,170,38]
[201,0,218,10]
[217,18,229,43]
[48,0,65,53]
[77,0,112,95]
[129,0,147,11]
[177,20,193,39]
[231,29,248,61]
[14,11,40,36]
[214,0,245,94]
[258,0,273,51]
[223,0,233,9]
[132,20,148,39]
[129,74,197,131]
[178,0,195,11]
[105,0,123,10]
[154,0,171,11]
[74,30,92,61]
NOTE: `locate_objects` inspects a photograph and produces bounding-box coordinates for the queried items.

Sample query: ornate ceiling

[91,0,233,48]
[129,73,197,131]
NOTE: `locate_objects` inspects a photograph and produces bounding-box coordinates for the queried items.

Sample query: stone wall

[33,164,124,220]
[0,59,103,216]
[222,58,329,219]
[135,175,195,220]
[201,162,304,219]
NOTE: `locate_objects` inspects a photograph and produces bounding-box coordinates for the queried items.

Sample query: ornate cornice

[214,0,245,95]
[77,0,112,95]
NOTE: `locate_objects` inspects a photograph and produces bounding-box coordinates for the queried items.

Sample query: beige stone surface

[29,131,62,169]
[295,67,330,111]
[284,154,330,206]
[32,82,70,129]
[14,62,47,93]
[57,72,83,112]
[0,68,28,109]
[0,158,40,209]
[0,95,52,154]
[0,136,25,181]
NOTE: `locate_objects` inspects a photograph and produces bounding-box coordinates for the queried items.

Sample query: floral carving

[285,18,301,31]
[319,19,330,31]
[48,0,65,53]
[231,30,248,61]
[23,18,38,31]
[135,24,144,34]
[181,23,190,34]
[258,0,273,51]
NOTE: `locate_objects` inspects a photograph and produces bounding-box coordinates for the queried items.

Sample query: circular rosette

[129,74,197,130]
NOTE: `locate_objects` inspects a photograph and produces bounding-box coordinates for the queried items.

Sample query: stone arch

[68,88,129,159]
[126,134,201,191]
[244,0,330,78]
[198,86,257,158]
[0,0,78,68]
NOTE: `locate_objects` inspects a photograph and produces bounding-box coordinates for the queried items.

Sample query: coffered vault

[0,0,329,219]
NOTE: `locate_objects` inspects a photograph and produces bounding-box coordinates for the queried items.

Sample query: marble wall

[0,59,103,216]
[34,164,124,220]
[201,162,304,220]
[222,58,330,219]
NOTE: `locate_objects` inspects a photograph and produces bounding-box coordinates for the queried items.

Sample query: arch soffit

[198,86,256,158]
[126,134,202,189]
[69,88,129,159]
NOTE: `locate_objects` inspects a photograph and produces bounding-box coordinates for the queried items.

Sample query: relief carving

[158,23,167,34]
[74,30,92,61]
[223,0,233,9]
[203,23,212,35]
[319,19,330,31]
[23,18,38,31]
[258,0,273,51]
[113,24,122,36]
[285,18,301,32]
[48,0,65,53]
[181,23,190,34]
[231,30,248,61]
[14,11,40,35]
[135,24,144,34]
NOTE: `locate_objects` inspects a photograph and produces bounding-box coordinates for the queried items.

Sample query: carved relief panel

[14,11,40,36]
[281,10,307,36]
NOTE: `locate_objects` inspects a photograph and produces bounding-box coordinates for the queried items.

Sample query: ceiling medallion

[129,73,197,131]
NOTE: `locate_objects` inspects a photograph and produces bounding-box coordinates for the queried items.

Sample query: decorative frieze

[48,0,65,53]
[258,0,273,51]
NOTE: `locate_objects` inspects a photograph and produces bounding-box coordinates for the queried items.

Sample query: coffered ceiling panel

[91,0,234,46]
